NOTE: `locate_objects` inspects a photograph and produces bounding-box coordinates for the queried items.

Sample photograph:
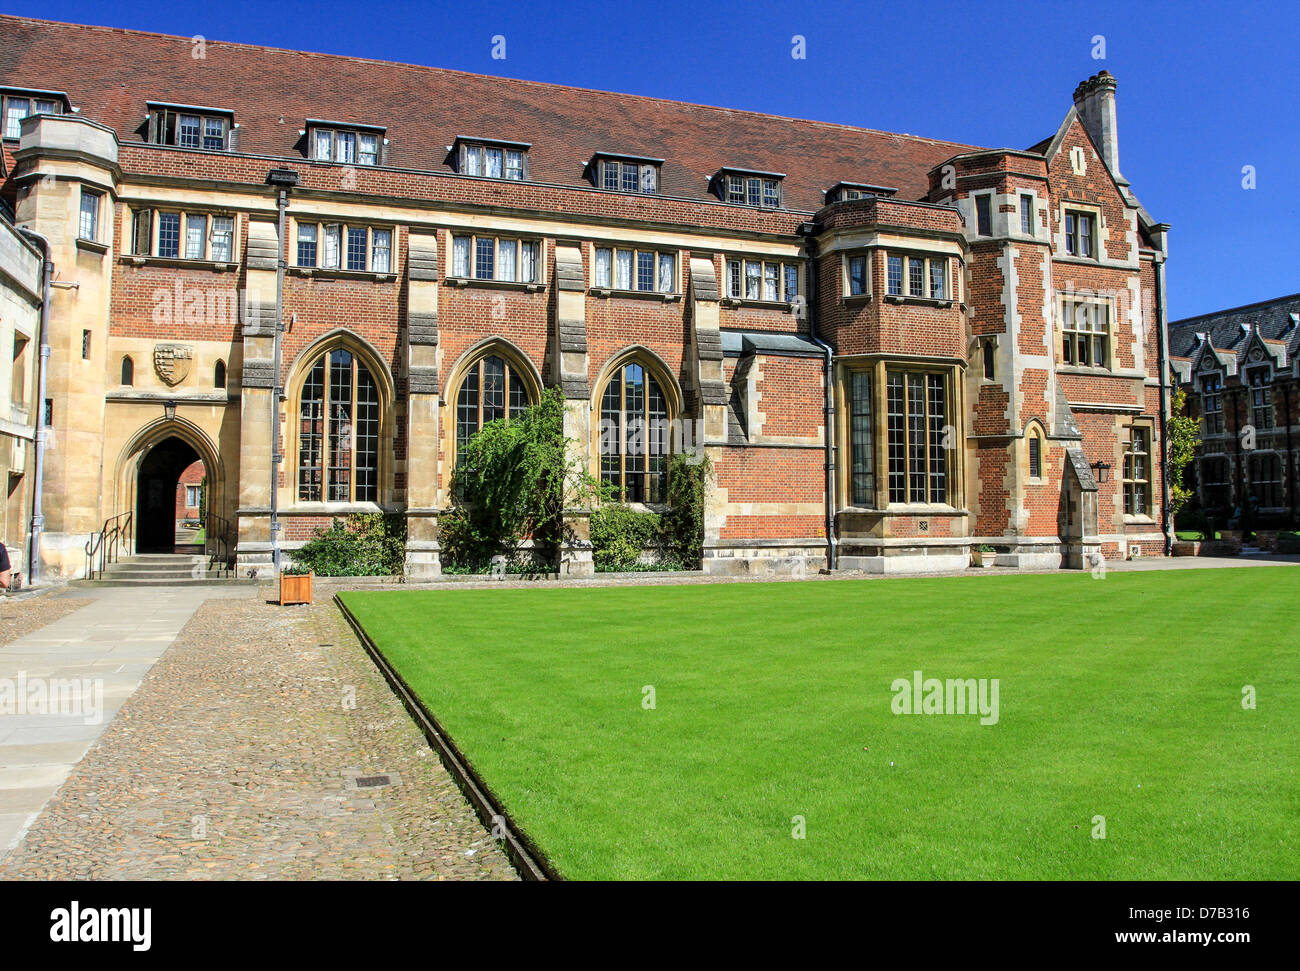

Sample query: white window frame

[722,173,782,209]
[728,256,800,302]
[133,208,238,262]
[448,233,543,284]
[594,246,678,293]
[311,127,381,166]
[78,189,101,242]
[598,158,659,194]
[149,108,229,150]
[884,251,949,301]
[1064,208,1097,259]
[459,142,528,181]
[294,219,396,274]
[1060,295,1111,368]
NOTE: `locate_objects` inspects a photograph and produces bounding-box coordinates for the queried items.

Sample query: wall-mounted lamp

[164,399,177,422]
[1091,460,1111,484]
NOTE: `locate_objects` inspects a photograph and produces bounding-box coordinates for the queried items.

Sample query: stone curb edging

[334,594,555,882]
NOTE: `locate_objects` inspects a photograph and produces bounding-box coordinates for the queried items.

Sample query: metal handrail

[205,511,234,577]
[84,510,133,580]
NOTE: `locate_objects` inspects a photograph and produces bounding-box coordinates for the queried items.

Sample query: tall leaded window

[1201,456,1230,511]
[600,362,669,503]
[454,354,530,494]
[850,371,874,506]
[886,370,948,504]
[297,348,380,503]
[1248,367,1274,430]
[1199,373,1223,433]
[1123,426,1150,515]
[1248,453,1282,507]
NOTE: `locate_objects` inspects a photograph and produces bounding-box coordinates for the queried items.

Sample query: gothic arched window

[598,360,671,503]
[297,347,380,502]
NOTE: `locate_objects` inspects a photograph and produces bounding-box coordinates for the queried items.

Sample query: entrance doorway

[135,436,205,553]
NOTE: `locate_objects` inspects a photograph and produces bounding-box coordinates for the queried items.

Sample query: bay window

[885,252,948,300]
[849,371,874,506]
[886,370,949,505]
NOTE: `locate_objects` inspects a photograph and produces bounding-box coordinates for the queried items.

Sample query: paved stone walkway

[0,587,243,855]
[0,587,514,880]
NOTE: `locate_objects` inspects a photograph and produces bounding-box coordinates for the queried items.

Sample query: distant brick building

[1170,294,1299,529]
[0,16,1172,576]
[175,459,203,527]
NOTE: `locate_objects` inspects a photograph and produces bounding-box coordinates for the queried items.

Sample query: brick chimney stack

[1073,71,1126,185]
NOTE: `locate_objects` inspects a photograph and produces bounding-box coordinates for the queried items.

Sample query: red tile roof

[0,15,987,210]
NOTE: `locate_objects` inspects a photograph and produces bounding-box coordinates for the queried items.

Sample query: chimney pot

[1072,72,1123,184]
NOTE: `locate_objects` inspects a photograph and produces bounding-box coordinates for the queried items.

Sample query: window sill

[306,157,379,169]
[1123,514,1157,526]
[589,288,681,303]
[1055,365,1130,377]
[443,277,545,292]
[293,266,397,283]
[841,294,872,305]
[882,295,954,309]
[120,255,238,272]
[721,297,798,312]
[882,503,965,516]
[75,238,108,256]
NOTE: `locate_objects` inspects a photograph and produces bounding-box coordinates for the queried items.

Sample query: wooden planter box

[280,571,313,605]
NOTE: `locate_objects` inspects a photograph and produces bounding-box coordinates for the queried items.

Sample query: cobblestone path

[0,590,515,880]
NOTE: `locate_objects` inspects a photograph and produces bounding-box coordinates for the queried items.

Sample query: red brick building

[0,16,1172,577]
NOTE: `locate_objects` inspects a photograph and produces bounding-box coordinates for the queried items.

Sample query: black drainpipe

[799,223,837,571]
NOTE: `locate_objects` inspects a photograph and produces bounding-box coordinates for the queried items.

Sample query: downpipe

[801,228,838,571]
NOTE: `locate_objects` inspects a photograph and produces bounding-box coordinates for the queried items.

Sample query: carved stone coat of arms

[154,343,193,386]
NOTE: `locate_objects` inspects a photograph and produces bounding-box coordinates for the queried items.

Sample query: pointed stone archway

[116,417,227,558]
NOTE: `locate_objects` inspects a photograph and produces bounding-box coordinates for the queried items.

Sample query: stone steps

[74,553,253,587]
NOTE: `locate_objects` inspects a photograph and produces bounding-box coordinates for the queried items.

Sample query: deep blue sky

[9,0,1297,320]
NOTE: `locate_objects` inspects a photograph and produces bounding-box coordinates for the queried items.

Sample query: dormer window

[826,181,897,204]
[452,137,528,181]
[148,103,234,151]
[591,154,661,194]
[715,169,783,209]
[1,88,68,140]
[307,120,385,166]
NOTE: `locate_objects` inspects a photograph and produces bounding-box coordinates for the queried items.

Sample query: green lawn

[340,568,1299,880]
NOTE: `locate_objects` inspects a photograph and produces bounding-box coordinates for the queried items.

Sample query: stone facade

[0,17,1172,578]
[1170,294,1300,530]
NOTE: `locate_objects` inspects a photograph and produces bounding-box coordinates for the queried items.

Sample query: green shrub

[291,513,406,577]
[661,452,712,568]
[590,504,664,571]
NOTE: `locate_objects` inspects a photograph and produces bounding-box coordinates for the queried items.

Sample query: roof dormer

[146,101,237,151]
[711,168,784,209]
[588,152,662,194]
[824,181,898,203]
[1,87,71,140]
[447,135,529,180]
[304,119,387,166]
